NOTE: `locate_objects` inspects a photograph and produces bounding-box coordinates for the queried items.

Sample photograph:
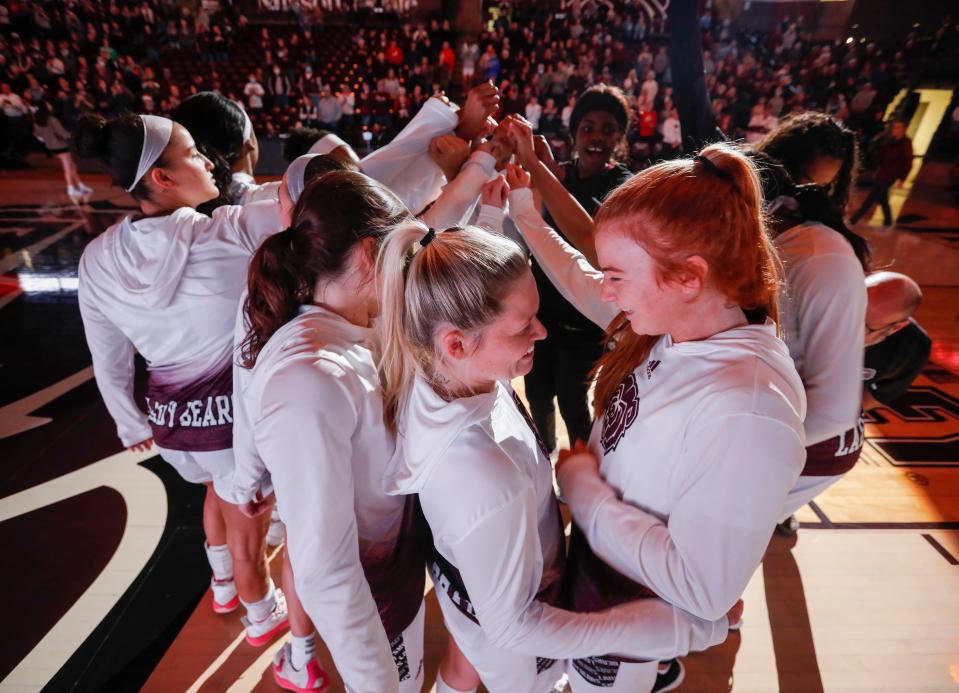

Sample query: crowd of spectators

[471,1,958,170]
[1,0,956,175]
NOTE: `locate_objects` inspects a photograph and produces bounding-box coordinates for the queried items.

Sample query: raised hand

[505,162,531,190]
[533,135,561,177]
[456,81,501,141]
[481,174,510,208]
[429,134,471,180]
[505,115,537,168]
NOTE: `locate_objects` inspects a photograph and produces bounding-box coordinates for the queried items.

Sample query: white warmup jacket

[360,96,459,215]
[419,150,497,231]
[386,376,728,660]
[234,305,419,693]
[230,98,464,220]
[775,222,866,447]
[509,189,807,620]
[230,172,281,206]
[78,201,280,447]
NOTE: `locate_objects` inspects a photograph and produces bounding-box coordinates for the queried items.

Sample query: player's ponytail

[240,171,409,367]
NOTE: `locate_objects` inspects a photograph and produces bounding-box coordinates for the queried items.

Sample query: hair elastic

[419,228,437,247]
[127,115,174,192]
[694,154,741,194]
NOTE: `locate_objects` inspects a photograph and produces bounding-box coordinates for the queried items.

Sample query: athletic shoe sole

[272,667,330,692]
[245,615,290,646]
[213,594,239,614]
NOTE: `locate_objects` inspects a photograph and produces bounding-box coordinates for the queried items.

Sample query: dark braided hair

[751,150,870,270]
[757,111,859,213]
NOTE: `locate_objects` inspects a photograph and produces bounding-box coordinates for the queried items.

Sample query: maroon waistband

[564,524,657,663]
[145,362,234,452]
[803,415,864,476]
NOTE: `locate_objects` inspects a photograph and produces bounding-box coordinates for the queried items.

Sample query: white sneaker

[267,506,286,547]
[272,642,329,691]
[211,577,239,614]
[78,182,93,202]
[67,185,83,205]
[242,588,290,646]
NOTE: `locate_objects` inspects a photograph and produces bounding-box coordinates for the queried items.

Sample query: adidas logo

[646,359,661,380]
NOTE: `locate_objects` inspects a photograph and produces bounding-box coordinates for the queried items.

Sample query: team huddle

[74,19,914,691]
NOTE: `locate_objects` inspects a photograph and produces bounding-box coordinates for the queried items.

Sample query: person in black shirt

[509,86,634,454]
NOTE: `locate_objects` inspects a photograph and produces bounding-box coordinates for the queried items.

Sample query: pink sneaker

[242,588,290,646]
[211,578,238,614]
[273,643,329,692]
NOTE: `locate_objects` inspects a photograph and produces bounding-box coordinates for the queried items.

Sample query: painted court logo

[600,373,640,454]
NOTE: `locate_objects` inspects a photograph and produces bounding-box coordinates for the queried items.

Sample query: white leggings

[781,473,844,520]
[388,600,426,693]
[566,657,658,692]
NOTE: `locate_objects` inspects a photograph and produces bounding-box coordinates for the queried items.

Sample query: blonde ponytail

[375,220,432,430]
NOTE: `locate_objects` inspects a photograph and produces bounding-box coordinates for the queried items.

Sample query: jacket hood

[245,305,372,407]
[105,208,203,309]
[670,320,806,413]
[384,375,502,495]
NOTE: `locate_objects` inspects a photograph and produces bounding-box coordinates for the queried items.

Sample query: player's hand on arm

[239,490,274,519]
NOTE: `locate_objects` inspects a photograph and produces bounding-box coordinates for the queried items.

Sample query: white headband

[285,153,320,203]
[308,133,348,156]
[127,115,174,192]
[235,100,253,142]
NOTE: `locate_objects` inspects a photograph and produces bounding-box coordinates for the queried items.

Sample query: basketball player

[75,113,288,646]
[504,144,807,691]
[235,172,425,693]
[376,223,733,693]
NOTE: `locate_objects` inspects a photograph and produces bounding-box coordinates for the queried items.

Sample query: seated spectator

[863,272,930,407]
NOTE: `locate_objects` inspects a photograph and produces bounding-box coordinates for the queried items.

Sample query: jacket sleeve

[418,151,497,230]
[217,199,283,254]
[559,413,804,621]
[508,188,618,329]
[668,0,725,152]
[790,251,866,444]
[256,360,398,693]
[77,268,153,447]
[229,299,270,505]
[360,97,459,214]
[446,476,728,660]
